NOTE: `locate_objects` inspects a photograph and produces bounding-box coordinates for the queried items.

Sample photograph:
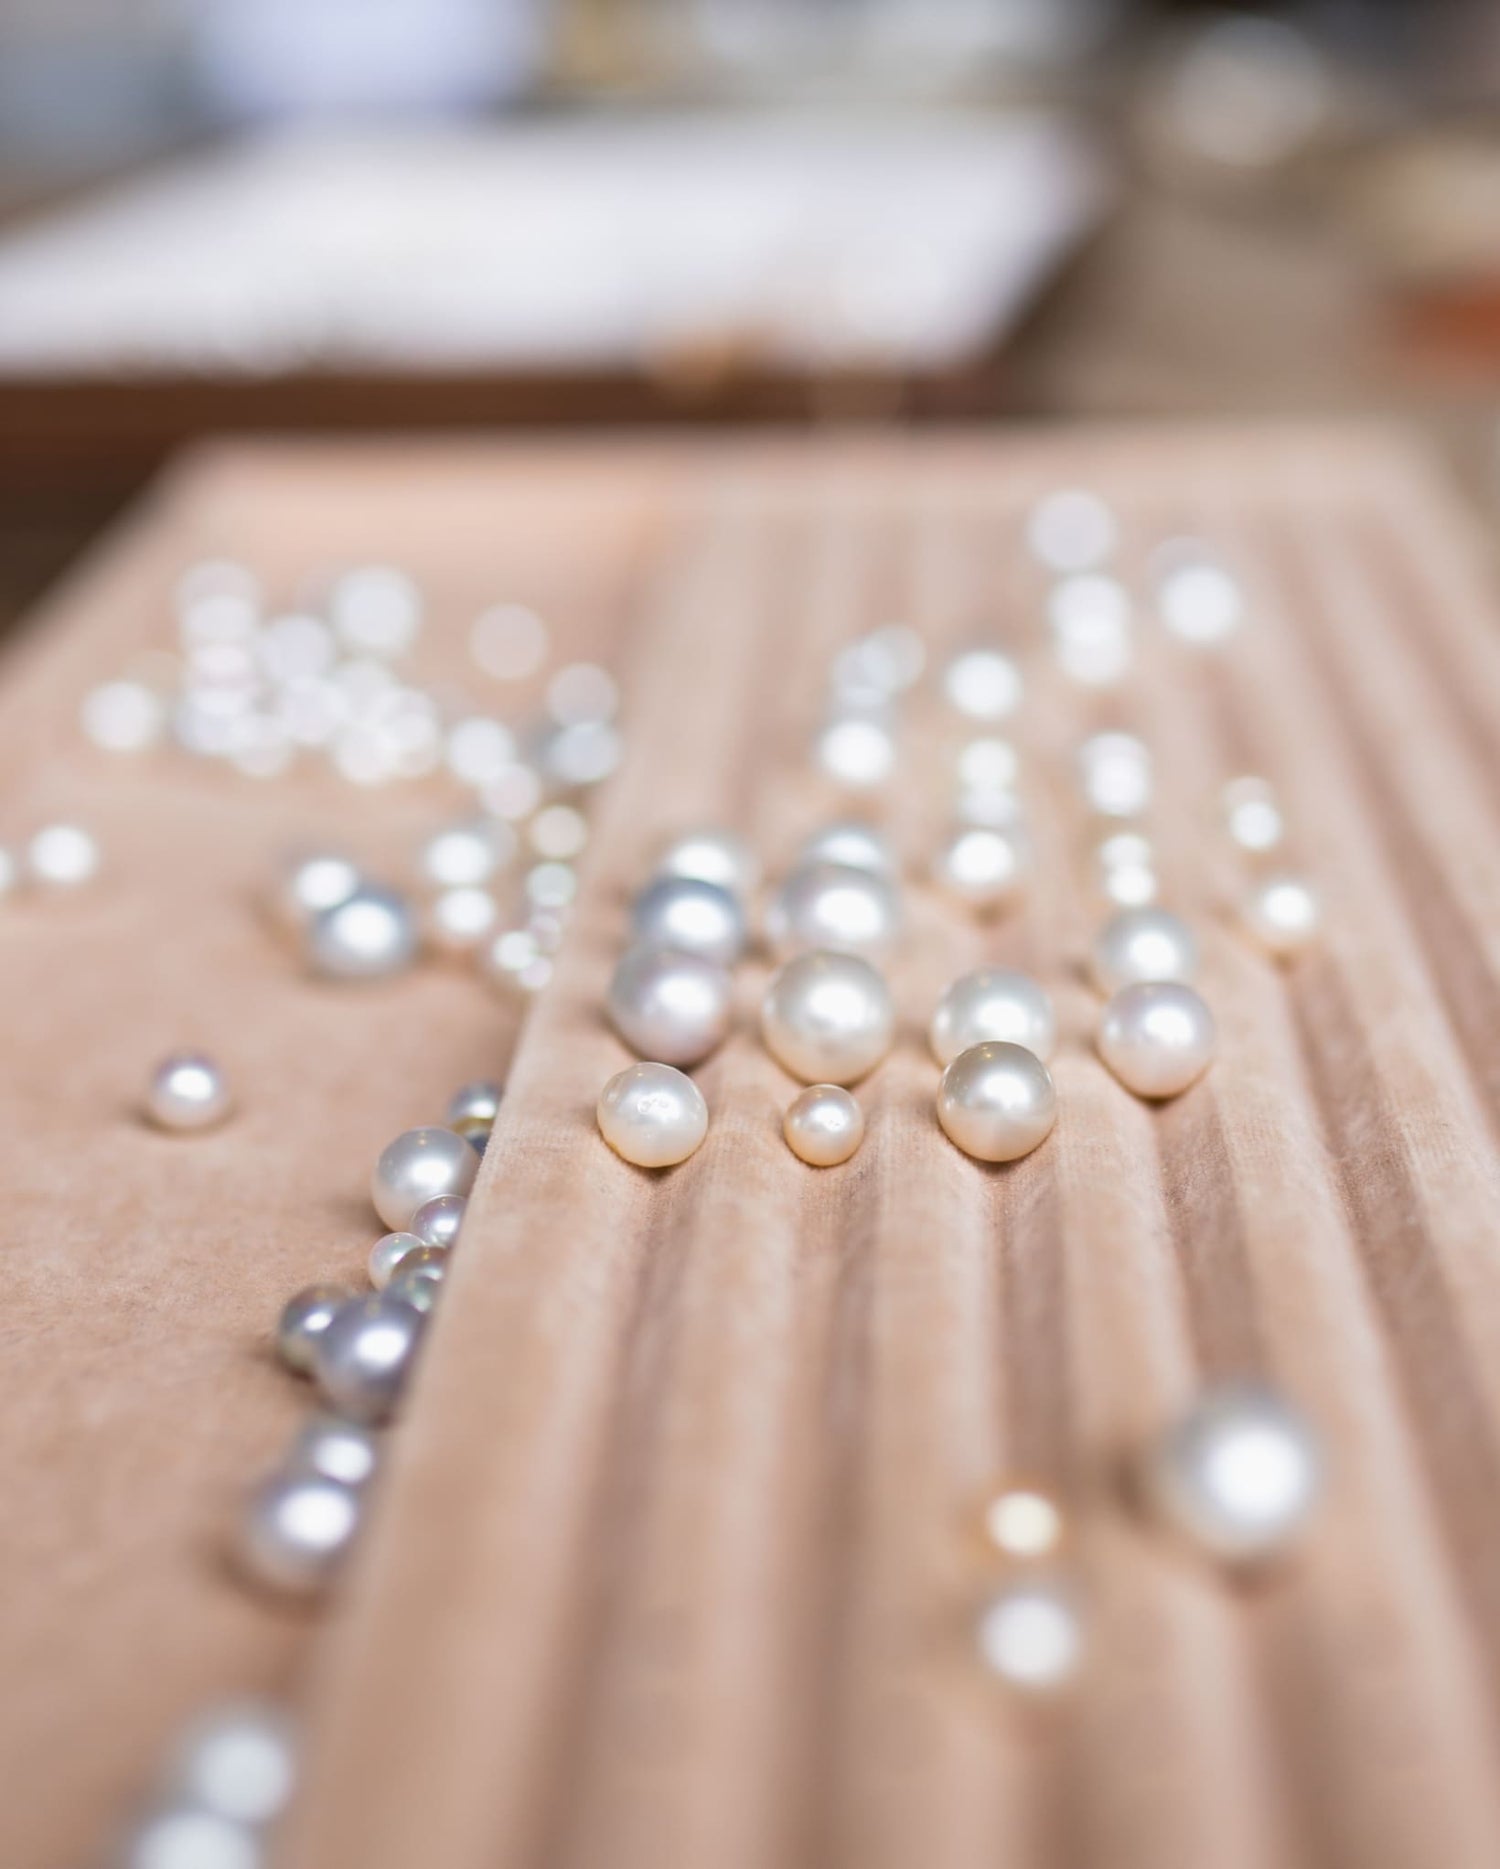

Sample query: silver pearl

[929,968,1056,1067]
[166,1700,298,1828]
[312,1294,426,1424]
[760,950,895,1086]
[368,1231,425,1291]
[238,1471,361,1595]
[630,875,747,967]
[276,1284,354,1376]
[371,1125,478,1229]
[446,1079,503,1127]
[653,828,759,900]
[796,820,897,879]
[765,860,901,962]
[975,1574,1084,1695]
[308,883,419,981]
[284,1414,380,1489]
[144,1052,233,1132]
[410,1194,467,1250]
[937,1041,1057,1163]
[120,1808,260,1869]
[1097,981,1216,1100]
[607,944,734,1066]
[1089,906,1199,995]
[386,1248,448,1314]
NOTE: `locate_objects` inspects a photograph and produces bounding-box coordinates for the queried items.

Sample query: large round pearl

[312,1295,426,1423]
[1145,1382,1322,1564]
[937,1042,1057,1162]
[1097,981,1216,1099]
[386,1247,447,1314]
[760,951,894,1086]
[797,820,897,879]
[285,1414,380,1489]
[765,861,901,962]
[932,825,1029,912]
[308,883,419,980]
[275,1284,353,1375]
[367,1230,425,1291]
[411,1194,466,1250]
[596,1062,708,1167]
[371,1126,478,1229]
[238,1472,360,1595]
[974,1575,1083,1695]
[929,969,1056,1067]
[166,1701,298,1828]
[446,1079,503,1127]
[783,1084,865,1166]
[1240,873,1321,959]
[1089,907,1199,995]
[630,875,747,966]
[654,828,759,900]
[144,1052,233,1131]
[607,944,734,1066]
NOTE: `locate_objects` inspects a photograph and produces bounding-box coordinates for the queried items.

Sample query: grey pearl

[630,875,747,967]
[606,943,733,1066]
[385,1247,447,1315]
[446,1079,503,1127]
[238,1472,360,1596]
[312,1294,425,1423]
[410,1193,467,1250]
[307,883,419,980]
[121,1807,260,1869]
[276,1283,354,1377]
[284,1413,380,1489]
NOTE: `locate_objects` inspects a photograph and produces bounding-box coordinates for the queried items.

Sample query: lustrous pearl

[1223,775,1284,853]
[121,1808,260,1869]
[980,1486,1066,1562]
[975,1575,1083,1695]
[1240,873,1321,959]
[654,828,760,900]
[797,820,897,879]
[144,1052,232,1131]
[386,1248,447,1313]
[410,1194,466,1250]
[27,822,100,887]
[1097,981,1216,1099]
[312,1294,426,1424]
[761,950,894,1086]
[783,1084,865,1166]
[944,647,1023,721]
[931,825,1030,912]
[371,1126,478,1229]
[937,1042,1057,1162]
[930,969,1056,1067]
[765,861,902,961]
[166,1701,298,1828]
[275,1284,353,1376]
[367,1230,425,1291]
[1089,906,1199,995]
[270,849,361,933]
[596,1062,709,1168]
[285,1414,380,1489]
[308,883,419,980]
[239,1472,360,1595]
[424,885,500,955]
[446,1079,503,1127]
[1145,1382,1322,1563]
[417,819,504,889]
[630,875,747,966]
[607,944,734,1066]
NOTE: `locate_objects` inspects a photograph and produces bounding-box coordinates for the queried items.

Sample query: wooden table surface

[6,427,1500,1869]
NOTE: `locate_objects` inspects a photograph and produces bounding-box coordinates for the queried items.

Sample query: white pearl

[368,1230,425,1291]
[783,1084,865,1166]
[1089,906,1199,994]
[1077,730,1151,818]
[944,647,1023,721]
[654,828,759,900]
[285,1414,380,1489]
[931,824,1029,912]
[238,1471,360,1595]
[975,1575,1083,1695]
[446,1079,502,1127]
[121,1807,260,1869]
[312,1294,426,1423]
[1222,775,1284,853]
[28,822,100,887]
[631,875,747,967]
[1097,981,1216,1099]
[814,715,896,789]
[937,1041,1057,1162]
[425,885,500,955]
[82,678,166,753]
[607,945,733,1066]
[1027,487,1117,571]
[308,884,419,980]
[929,969,1056,1067]
[1146,1383,1322,1563]
[418,820,505,889]
[765,861,901,962]
[1241,873,1321,959]
[797,820,897,879]
[145,1053,232,1131]
[411,1194,466,1250]
[167,1702,298,1828]
[760,951,894,1086]
[271,849,361,933]
[371,1126,478,1229]
[596,1062,708,1168]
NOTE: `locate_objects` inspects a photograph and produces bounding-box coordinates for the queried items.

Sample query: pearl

[418,819,504,889]
[285,1414,380,1489]
[937,1042,1057,1163]
[814,715,896,788]
[929,969,1056,1067]
[1027,487,1117,571]
[470,601,549,679]
[1077,731,1151,818]
[144,1052,232,1131]
[386,1248,447,1314]
[530,804,588,861]
[121,1808,259,1869]
[797,820,897,879]
[607,944,733,1067]
[424,885,500,955]
[630,875,747,967]
[1223,775,1284,853]
[368,1230,425,1291]
[654,828,759,900]
[271,849,361,933]
[312,1295,426,1424]
[760,951,894,1086]
[275,1284,353,1376]
[944,647,1023,721]
[166,1702,297,1828]
[308,883,419,980]
[410,1194,466,1250]
[371,1125,478,1229]
[783,1084,865,1167]
[446,1080,502,1127]
[975,1575,1084,1695]
[238,1471,360,1595]
[980,1486,1066,1562]
[1097,981,1216,1099]
[1145,1382,1322,1564]
[932,825,1029,912]
[453,1115,492,1153]
[28,822,100,887]
[1241,873,1321,959]
[596,1062,709,1168]
[1089,906,1199,995]
[82,678,166,753]
[765,861,902,962]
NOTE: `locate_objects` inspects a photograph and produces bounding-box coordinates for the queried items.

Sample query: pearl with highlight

[654,828,759,901]
[410,1194,466,1250]
[596,1062,709,1168]
[1089,906,1199,995]
[796,821,897,879]
[975,1575,1083,1695]
[783,1084,865,1167]
[761,951,895,1086]
[308,883,419,980]
[765,861,901,962]
[630,875,747,967]
[275,1284,353,1376]
[929,969,1056,1067]
[1097,981,1216,1099]
[238,1472,360,1596]
[371,1126,478,1229]
[367,1231,425,1291]
[1240,873,1321,959]
[931,825,1029,912]
[144,1052,233,1131]
[607,944,733,1067]
[937,1042,1057,1163]
[312,1295,425,1424]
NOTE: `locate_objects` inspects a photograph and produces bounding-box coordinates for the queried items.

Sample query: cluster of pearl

[109,1699,298,1869]
[1224,774,1322,960]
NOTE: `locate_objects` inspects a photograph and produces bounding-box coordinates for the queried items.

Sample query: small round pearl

[386,1248,447,1314]
[654,828,759,900]
[371,1126,478,1229]
[144,1052,232,1131]
[238,1471,360,1595]
[975,1575,1083,1695]
[308,884,419,980]
[761,951,895,1086]
[425,885,500,956]
[446,1079,503,1127]
[596,1062,709,1168]
[1145,1382,1322,1564]
[27,822,100,887]
[630,875,747,967]
[1097,981,1216,1099]
[607,944,733,1067]
[765,861,902,962]
[410,1194,466,1250]
[783,1084,865,1167]
[931,825,1030,913]
[929,969,1056,1067]
[944,647,1023,721]
[166,1701,298,1828]
[980,1486,1066,1562]
[417,819,504,889]
[275,1284,353,1376]
[1089,906,1199,995]
[270,848,361,933]
[121,1808,260,1869]
[368,1230,425,1291]
[937,1042,1057,1163]
[796,820,897,879]
[1240,873,1321,959]
[312,1294,426,1424]
[285,1414,380,1489]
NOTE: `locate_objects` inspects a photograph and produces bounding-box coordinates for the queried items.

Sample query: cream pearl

[765,861,901,962]
[937,1041,1057,1163]
[371,1126,478,1229]
[1089,906,1199,995]
[931,825,1029,913]
[630,875,747,967]
[796,821,897,879]
[929,969,1056,1067]
[975,1574,1083,1695]
[596,1062,708,1168]
[144,1052,233,1131]
[783,1084,864,1167]
[1240,873,1321,959]
[308,884,419,980]
[368,1230,425,1291]
[1097,981,1216,1099]
[607,944,733,1066]
[760,951,895,1086]
[654,828,759,901]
